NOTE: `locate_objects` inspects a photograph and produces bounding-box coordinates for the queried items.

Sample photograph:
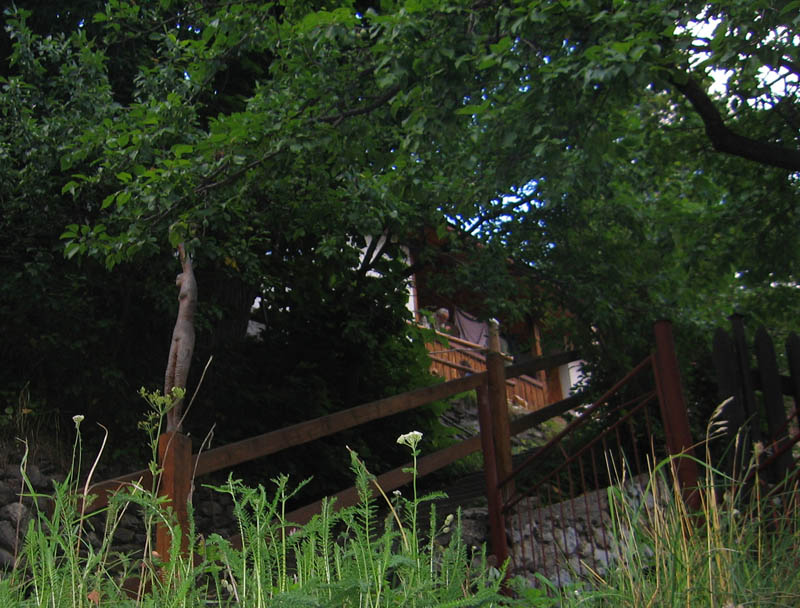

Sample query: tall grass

[4,393,800,607]
[0,413,511,606]
[578,439,800,607]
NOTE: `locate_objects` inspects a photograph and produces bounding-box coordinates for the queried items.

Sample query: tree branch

[195,84,402,195]
[195,150,280,194]
[357,231,382,276]
[670,70,800,172]
[318,85,402,125]
[464,192,540,235]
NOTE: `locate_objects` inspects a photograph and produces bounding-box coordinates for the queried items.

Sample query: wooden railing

[84,337,580,561]
[84,320,697,583]
[425,330,549,410]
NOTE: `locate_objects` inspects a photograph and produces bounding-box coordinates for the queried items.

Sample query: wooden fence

[498,321,699,583]
[712,314,800,484]
[85,320,696,584]
[85,324,578,560]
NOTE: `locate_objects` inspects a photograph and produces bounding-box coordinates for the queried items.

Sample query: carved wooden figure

[164,243,197,432]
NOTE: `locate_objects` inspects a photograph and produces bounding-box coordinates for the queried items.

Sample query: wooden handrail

[505,350,580,380]
[282,391,588,529]
[425,329,515,362]
[85,350,582,512]
[193,372,486,478]
[283,435,484,526]
[427,330,488,351]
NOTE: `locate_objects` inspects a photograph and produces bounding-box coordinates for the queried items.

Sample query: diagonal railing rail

[85,344,580,561]
[490,320,699,586]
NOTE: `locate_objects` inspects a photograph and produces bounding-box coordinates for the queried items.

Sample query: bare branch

[670,70,800,172]
[318,85,402,125]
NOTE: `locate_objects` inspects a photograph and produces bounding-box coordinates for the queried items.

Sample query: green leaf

[477,55,496,70]
[64,242,81,259]
[59,224,78,239]
[171,144,194,158]
[101,193,117,209]
[489,36,513,55]
[61,180,79,195]
[780,1,800,16]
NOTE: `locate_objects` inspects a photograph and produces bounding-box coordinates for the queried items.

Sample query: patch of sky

[683,14,797,105]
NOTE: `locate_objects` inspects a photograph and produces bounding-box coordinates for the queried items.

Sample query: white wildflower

[396,431,423,450]
[72,414,85,428]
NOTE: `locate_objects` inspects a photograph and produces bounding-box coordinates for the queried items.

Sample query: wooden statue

[164,243,197,432]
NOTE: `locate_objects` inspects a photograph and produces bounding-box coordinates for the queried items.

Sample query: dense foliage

[1,1,797,477]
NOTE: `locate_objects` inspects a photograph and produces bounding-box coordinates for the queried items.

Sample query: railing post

[477,384,509,571]
[477,319,510,575]
[487,320,514,502]
[653,320,700,510]
[156,431,192,562]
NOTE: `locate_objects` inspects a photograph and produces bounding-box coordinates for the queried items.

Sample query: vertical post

[652,320,700,510]
[729,313,761,443]
[712,328,748,476]
[156,431,192,562]
[786,333,800,434]
[487,320,514,502]
[532,323,546,385]
[754,327,793,481]
[476,384,509,571]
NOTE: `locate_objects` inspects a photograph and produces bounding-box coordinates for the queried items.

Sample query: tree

[1,0,797,471]
[0,2,449,482]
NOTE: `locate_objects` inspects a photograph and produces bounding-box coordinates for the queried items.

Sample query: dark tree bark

[671,71,800,172]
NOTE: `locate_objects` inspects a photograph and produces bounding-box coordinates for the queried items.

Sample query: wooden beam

[428,355,478,374]
[83,470,154,513]
[509,392,587,436]
[283,435,483,525]
[194,373,486,477]
[506,350,580,380]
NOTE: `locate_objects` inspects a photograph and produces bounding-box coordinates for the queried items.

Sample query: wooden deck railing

[425,330,549,410]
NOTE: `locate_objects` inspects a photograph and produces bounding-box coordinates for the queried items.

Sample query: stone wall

[0,462,60,569]
[506,473,669,588]
[0,462,238,572]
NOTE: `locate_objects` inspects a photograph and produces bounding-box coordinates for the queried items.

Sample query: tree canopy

[1,0,798,470]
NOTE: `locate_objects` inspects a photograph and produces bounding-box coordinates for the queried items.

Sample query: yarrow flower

[396,431,423,450]
[72,414,85,428]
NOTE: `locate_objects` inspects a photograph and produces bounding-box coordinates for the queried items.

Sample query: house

[403,228,584,411]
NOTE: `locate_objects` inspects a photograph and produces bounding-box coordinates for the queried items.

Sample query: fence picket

[787,333,800,412]
[712,327,749,470]
[754,327,793,481]
[730,314,762,443]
